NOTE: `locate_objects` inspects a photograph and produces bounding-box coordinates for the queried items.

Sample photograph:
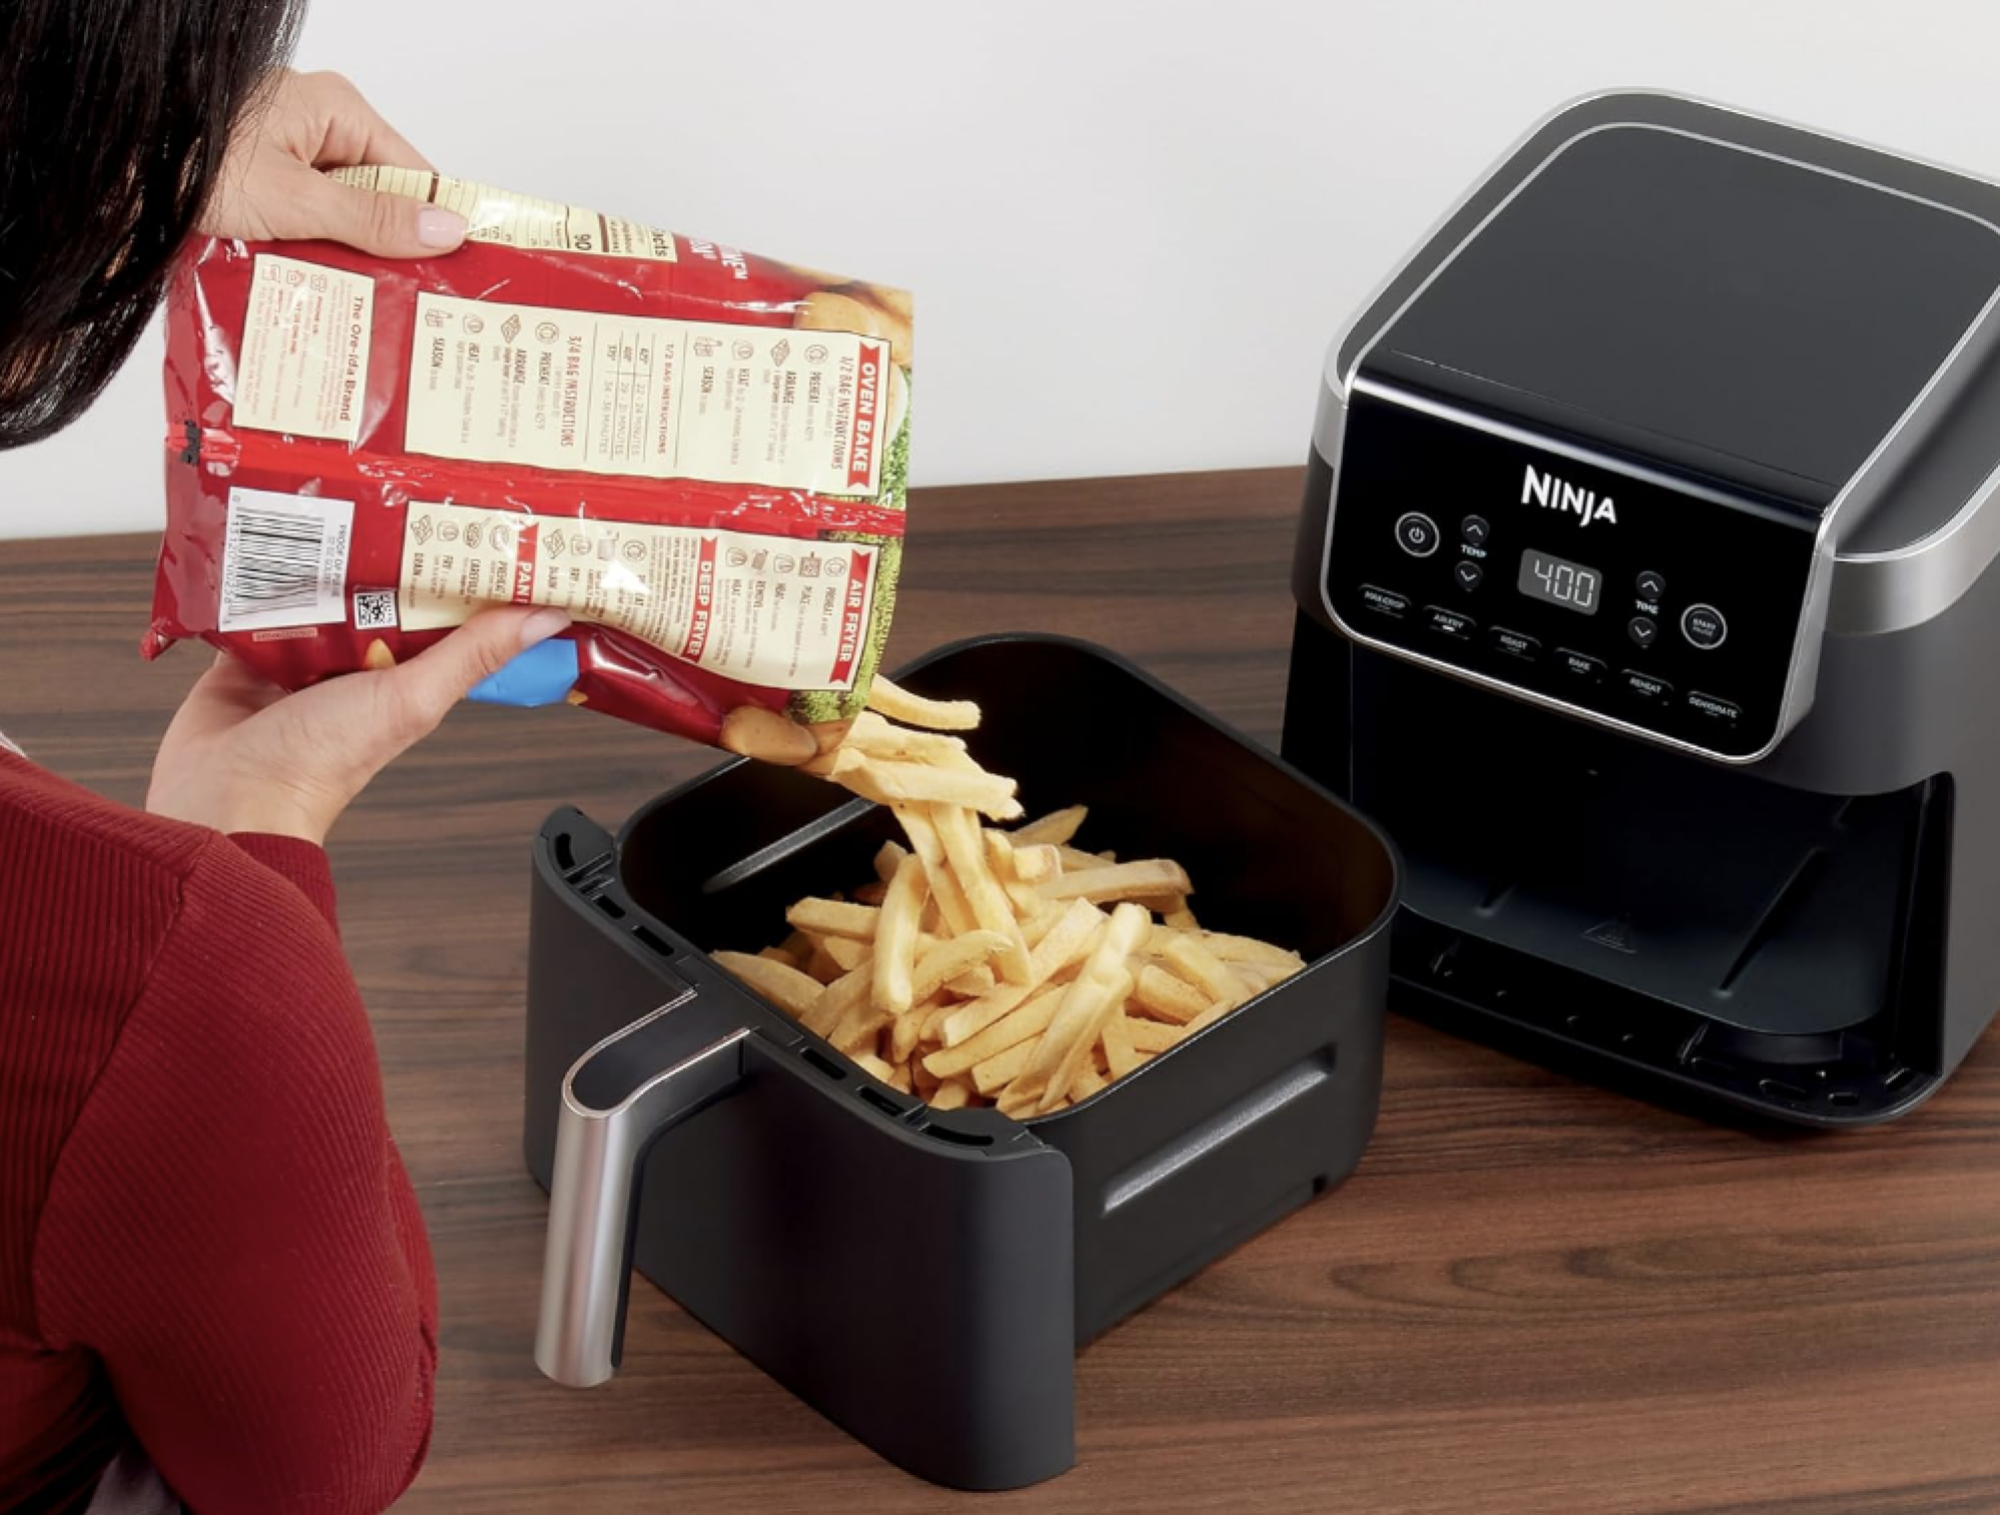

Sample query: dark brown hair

[0,0,302,447]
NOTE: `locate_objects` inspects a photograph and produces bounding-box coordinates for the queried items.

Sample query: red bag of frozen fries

[145,169,911,763]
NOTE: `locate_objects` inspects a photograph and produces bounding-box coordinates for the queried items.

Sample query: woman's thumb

[394,607,572,730]
[301,171,468,258]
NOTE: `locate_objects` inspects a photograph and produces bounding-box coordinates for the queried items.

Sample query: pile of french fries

[712,677,1308,1117]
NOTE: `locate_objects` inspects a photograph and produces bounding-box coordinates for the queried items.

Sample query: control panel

[1325,382,1820,760]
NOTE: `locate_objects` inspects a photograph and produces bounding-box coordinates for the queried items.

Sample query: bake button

[1621,669,1674,704]
[1453,560,1485,591]
[1461,515,1491,546]
[1636,569,1666,601]
[1555,648,1606,682]
[1682,603,1728,649]
[1424,605,1477,640]
[1687,691,1741,724]
[1395,512,1441,557]
[1491,627,1540,661]
[1628,615,1659,649]
[1360,584,1411,618]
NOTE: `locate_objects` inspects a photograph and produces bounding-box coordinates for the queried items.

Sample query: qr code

[352,590,398,631]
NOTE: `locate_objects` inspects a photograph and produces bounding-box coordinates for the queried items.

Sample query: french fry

[1009,843,1061,882]
[781,930,814,962]
[996,1081,1049,1120]
[852,882,887,907]
[865,674,982,731]
[1185,999,1237,1035]
[933,804,1033,984]
[946,966,998,998]
[846,710,974,765]
[913,1060,943,1098]
[1056,845,1115,872]
[822,935,869,973]
[969,1038,1036,1095]
[940,898,1104,1046]
[1134,963,1210,1024]
[831,997,889,1055]
[1025,904,1150,1111]
[1162,933,1254,1006]
[885,1061,914,1095]
[1127,1018,1188,1054]
[1197,932,1310,972]
[911,929,1008,1005]
[1035,964,1137,1115]
[894,806,980,938]
[806,954,874,1038]
[784,898,880,941]
[1011,805,1089,847]
[923,984,1066,1080]
[758,946,797,967]
[890,1003,933,1064]
[874,839,909,884]
[851,1050,894,1082]
[871,853,930,1015]
[1164,907,1200,931]
[1102,1010,1143,1080]
[1040,859,1194,906]
[805,942,842,982]
[836,752,1022,822]
[930,1079,973,1111]
[712,951,824,1020]
[1069,1063,1109,1104]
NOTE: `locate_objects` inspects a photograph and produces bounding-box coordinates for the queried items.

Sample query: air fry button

[1424,605,1476,640]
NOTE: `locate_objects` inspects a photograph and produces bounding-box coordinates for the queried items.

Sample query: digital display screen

[1517,549,1601,614]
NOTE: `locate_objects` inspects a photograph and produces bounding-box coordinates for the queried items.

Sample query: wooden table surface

[5,468,1999,1514]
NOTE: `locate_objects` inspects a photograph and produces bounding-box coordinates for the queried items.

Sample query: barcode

[218,489,354,633]
[224,510,327,618]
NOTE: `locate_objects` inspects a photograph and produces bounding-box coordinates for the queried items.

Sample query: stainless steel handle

[534,1006,753,1388]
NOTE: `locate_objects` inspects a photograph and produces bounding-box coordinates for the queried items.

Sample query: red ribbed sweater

[0,749,437,1514]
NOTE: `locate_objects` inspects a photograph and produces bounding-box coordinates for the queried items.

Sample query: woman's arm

[32,839,439,1515]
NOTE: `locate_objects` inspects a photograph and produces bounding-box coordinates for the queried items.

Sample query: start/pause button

[1682,604,1728,649]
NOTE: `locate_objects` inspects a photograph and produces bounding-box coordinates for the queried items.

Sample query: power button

[1394,512,1441,558]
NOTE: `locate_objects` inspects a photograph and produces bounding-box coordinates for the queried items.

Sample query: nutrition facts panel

[403,291,890,497]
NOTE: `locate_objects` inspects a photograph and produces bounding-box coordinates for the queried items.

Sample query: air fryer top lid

[1374,125,2000,504]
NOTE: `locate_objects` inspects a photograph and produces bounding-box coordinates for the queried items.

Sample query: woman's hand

[148,610,570,845]
[202,69,468,258]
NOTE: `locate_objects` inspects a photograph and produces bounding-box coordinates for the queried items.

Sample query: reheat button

[1621,669,1674,704]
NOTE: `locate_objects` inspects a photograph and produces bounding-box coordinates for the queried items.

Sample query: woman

[0,7,569,1512]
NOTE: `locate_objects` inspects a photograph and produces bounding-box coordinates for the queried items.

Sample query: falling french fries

[710,674,1309,1112]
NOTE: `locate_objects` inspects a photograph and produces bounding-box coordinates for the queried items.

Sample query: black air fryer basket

[523,635,1398,1489]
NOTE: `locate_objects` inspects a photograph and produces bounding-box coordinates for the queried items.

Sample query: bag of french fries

[717,678,1310,1114]
[146,171,910,762]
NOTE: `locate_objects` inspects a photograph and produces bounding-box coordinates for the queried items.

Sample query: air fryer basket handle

[534,1007,753,1388]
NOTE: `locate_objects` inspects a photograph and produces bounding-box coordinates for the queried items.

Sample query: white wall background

[4,0,2000,539]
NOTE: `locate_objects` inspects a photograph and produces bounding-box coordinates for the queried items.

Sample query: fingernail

[417,206,468,249]
[520,607,572,647]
